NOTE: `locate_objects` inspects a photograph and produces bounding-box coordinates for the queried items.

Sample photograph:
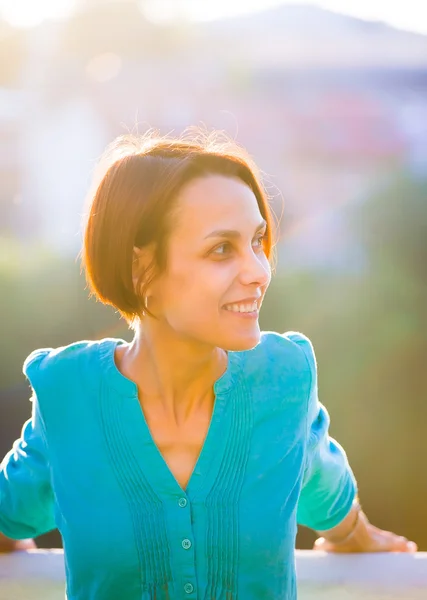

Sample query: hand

[314,510,418,553]
[0,532,37,553]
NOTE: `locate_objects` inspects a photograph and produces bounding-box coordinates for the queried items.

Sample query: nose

[238,248,271,288]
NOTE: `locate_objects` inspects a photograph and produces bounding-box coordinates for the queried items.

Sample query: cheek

[161,263,233,312]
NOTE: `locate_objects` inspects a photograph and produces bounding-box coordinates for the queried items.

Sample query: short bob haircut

[80,129,275,330]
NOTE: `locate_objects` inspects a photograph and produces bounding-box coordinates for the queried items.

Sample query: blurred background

[0,0,426,551]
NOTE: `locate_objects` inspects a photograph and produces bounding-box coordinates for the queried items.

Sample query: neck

[119,319,227,423]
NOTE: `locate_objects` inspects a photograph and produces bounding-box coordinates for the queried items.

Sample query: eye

[253,232,267,251]
[211,242,232,257]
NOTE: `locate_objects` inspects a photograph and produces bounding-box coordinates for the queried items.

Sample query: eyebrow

[204,219,267,240]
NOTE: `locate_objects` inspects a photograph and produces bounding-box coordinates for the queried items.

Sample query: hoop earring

[140,295,149,317]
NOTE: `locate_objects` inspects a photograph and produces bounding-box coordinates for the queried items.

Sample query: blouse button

[178,497,188,508]
[182,538,192,550]
[184,583,194,594]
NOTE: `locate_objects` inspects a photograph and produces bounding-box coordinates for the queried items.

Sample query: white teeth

[224,301,258,313]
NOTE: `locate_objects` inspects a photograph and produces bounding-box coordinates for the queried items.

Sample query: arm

[0,391,56,540]
[292,332,416,553]
[0,532,36,552]
[292,333,357,532]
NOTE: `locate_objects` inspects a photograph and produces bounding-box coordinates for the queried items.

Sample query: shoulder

[254,330,315,368]
[238,330,316,387]
[22,338,117,392]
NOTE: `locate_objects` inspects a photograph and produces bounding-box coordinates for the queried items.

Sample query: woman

[0,131,417,598]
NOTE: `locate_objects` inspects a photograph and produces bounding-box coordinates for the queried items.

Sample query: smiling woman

[0,129,417,600]
[82,132,274,332]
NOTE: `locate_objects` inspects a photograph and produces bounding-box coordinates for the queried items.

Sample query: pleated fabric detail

[204,376,253,600]
[99,381,173,599]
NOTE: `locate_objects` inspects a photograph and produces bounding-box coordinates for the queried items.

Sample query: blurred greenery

[262,173,427,548]
[0,239,130,389]
[0,172,426,549]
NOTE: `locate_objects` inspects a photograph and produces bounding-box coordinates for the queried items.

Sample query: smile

[223,301,258,313]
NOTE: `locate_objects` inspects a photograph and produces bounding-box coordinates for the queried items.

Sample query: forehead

[173,174,263,238]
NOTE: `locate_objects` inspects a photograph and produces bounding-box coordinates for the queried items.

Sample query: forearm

[0,531,36,552]
[315,498,368,544]
[313,497,417,553]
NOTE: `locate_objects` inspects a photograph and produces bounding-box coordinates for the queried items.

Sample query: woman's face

[147,174,271,351]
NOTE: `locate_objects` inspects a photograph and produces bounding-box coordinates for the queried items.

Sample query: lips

[225,296,261,305]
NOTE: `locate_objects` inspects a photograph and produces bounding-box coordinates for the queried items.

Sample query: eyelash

[211,233,267,257]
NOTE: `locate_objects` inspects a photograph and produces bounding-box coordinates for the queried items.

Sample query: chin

[221,330,261,352]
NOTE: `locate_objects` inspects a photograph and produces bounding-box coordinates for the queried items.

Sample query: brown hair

[80,129,275,329]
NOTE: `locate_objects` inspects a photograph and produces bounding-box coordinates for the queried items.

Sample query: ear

[132,245,155,290]
[132,246,145,285]
[132,246,144,264]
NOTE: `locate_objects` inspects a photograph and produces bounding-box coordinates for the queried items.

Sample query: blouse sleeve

[0,386,56,539]
[289,332,358,531]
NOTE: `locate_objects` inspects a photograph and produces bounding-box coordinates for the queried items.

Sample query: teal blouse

[0,331,357,599]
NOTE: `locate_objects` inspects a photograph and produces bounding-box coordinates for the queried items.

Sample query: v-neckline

[101,338,238,501]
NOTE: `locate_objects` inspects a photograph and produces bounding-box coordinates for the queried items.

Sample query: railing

[0,550,426,599]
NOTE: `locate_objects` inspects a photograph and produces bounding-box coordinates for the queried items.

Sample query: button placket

[170,496,196,596]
